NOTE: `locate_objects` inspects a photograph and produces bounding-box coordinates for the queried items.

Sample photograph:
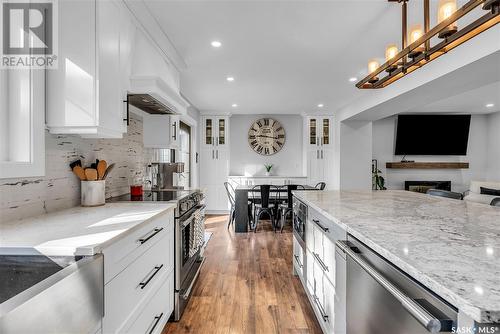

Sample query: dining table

[233,184,318,233]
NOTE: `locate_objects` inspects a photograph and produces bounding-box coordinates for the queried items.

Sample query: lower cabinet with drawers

[292,205,347,334]
[102,209,175,334]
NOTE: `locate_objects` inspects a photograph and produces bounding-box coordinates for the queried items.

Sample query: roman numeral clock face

[248,118,286,155]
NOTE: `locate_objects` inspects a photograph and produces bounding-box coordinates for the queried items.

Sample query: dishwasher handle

[336,240,442,333]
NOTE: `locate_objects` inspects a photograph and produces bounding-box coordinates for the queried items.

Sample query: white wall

[372,114,493,192]
[229,114,303,176]
[339,120,373,190]
[486,111,500,181]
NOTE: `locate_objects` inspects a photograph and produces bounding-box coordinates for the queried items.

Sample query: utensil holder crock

[81,180,106,207]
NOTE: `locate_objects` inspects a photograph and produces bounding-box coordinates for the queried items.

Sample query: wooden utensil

[102,163,115,180]
[69,159,82,170]
[84,168,98,181]
[97,160,107,180]
[72,166,86,181]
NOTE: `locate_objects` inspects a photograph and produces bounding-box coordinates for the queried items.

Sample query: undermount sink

[0,249,103,334]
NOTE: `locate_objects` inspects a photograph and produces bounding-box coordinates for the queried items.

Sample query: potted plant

[264,164,273,176]
[372,159,387,190]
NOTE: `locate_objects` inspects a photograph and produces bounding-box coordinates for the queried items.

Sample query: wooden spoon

[97,160,107,180]
[72,166,86,181]
[84,168,98,181]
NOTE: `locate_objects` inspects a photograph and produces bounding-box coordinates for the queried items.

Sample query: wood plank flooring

[162,215,321,334]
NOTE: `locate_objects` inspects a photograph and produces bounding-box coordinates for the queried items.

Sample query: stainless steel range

[109,189,206,321]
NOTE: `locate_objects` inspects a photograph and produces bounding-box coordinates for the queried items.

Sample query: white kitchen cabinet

[305,116,334,189]
[301,206,347,334]
[202,116,229,148]
[46,0,127,138]
[102,210,175,333]
[143,114,180,149]
[200,116,230,213]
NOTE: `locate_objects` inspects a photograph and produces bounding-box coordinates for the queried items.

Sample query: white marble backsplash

[0,114,147,223]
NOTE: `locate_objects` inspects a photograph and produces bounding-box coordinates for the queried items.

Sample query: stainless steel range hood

[127,94,177,115]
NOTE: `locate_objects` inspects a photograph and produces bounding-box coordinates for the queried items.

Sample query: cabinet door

[200,148,215,185]
[216,117,228,147]
[321,148,334,191]
[97,0,123,135]
[307,149,321,186]
[307,118,320,147]
[322,233,336,286]
[320,117,332,147]
[47,0,96,127]
[305,217,315,253]
[202,117,215,147]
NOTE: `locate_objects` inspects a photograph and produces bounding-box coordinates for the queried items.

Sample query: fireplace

[405,181,451,194]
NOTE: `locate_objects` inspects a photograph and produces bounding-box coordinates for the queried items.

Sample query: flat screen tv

[395,115,471,156]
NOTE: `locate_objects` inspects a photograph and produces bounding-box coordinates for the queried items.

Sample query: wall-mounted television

[395,114,471,156]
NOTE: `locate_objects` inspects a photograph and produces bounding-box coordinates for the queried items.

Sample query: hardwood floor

[162,215,322,334]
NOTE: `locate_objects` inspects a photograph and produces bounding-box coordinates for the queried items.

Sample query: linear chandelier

[356,0,500,89]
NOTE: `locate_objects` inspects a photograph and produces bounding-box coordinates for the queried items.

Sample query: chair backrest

[315,182,326,190]
[251,184,277,208]
[426,189,463,200]
[491,198,500,207]
[224,182,235,206]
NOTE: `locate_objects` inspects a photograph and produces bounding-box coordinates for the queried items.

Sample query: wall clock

[248,118,285,155]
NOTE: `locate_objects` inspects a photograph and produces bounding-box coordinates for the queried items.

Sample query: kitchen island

[292,190,500,333]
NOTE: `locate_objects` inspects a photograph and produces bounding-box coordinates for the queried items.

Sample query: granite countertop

[293,190,500,323]
[0,203,176,256]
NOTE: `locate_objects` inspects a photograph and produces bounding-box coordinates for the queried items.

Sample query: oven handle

[181,257,206,300]
[336,241,442,333]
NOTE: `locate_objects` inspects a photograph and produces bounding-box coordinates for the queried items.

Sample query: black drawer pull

[139,227,164,244]
[148,312,164,334]
[312,219,329,233]
[313,295,328,322]
[294,254,303,268]
[139,264,163,289]
[313,252,329,272]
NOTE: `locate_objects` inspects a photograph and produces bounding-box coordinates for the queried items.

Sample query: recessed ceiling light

[211,40,222,48]
[486,103,495,108]
[232,103,238,108]
[226,76,234,82]
[349,77,358,82]
[317,104,324,108]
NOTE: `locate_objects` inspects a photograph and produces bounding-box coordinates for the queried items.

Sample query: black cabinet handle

[139,264,163,289]
[172,122,177,140]
[123,97,130,126]
[312,219,329,233]
[313,295,328,322]
[138,227,163,245]
[294,254,303,268]
[313,252,329,272]
[148,313,164,334]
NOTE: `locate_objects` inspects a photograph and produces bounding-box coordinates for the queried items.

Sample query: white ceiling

[143,0,493,115]
[407,81,500,114]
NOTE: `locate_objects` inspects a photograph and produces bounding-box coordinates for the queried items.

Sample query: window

[0,68,45,178]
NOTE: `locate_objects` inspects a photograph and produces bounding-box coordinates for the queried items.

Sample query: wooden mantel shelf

[386,162,469,169]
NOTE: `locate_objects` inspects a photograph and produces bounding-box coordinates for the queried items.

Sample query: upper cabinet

[143,115,180,149]
[202,116,229,148]
[307,116,332,148]
[46,0,128,138]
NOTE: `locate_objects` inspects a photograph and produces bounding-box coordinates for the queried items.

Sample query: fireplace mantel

[386,162,469,169]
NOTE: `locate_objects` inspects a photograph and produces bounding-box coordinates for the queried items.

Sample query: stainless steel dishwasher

[0,253,103,334]
[336,237,457,334]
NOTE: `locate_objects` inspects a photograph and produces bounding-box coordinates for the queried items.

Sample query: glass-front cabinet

[202,116,229,148]
[307,116,332,147]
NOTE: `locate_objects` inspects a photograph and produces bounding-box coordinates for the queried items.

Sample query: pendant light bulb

[438,0,458,38]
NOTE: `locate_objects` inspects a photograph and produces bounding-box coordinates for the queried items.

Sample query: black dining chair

[224,182,236,228]
[491,198,500,207]
[315,182,326,190]
[277,185,305,233]
[250,185,278,232]
[426,189,464,200]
